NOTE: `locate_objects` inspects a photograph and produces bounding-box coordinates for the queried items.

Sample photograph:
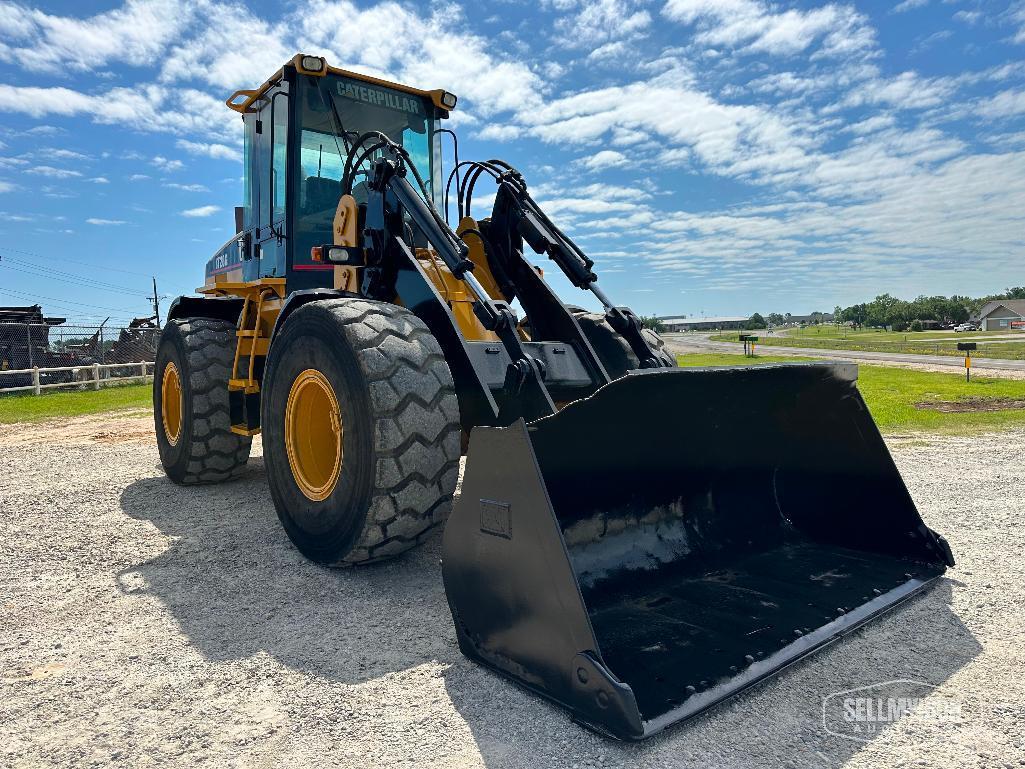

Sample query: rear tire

[571,310,677,379]
[154,318,252,484]
[261,299,461,565]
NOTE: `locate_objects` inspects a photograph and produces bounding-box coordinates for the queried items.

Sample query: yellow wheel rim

[161,362,183,446]
[285,369,343,502]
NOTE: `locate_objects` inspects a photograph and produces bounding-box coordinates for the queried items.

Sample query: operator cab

[205,55,454,291]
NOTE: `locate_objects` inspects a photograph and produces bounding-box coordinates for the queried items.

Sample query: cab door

[246,86,289,279]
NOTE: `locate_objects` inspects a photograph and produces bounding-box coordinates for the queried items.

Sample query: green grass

[676,352,1025,435]
[4,358,1024,437]
[0,383,151,424]
[710,328,1025,360]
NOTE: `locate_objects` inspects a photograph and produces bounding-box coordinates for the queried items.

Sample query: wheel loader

[154,54,955,740]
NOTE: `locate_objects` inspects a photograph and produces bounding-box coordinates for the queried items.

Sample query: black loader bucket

[442,363,954,740]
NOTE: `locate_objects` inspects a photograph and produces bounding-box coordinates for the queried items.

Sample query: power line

[0,254,147,293]
[0,261,150,298]
[0,245,196,294]
[0,287,150,315]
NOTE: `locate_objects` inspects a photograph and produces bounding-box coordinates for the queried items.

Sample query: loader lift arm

[451,159,667,369]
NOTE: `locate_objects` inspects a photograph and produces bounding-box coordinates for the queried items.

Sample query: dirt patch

[914,397,1025,413]
[0,409,154,447]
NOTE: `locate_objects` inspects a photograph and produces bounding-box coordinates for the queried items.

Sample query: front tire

[154,318,252,484]
[571,310,677,379]
[262,299,461,565]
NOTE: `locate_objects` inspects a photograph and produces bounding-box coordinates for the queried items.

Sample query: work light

[299,55,326,73]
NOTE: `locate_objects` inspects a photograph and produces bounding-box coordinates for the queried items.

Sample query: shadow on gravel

[442,579,982,768]
[118,463,460,685]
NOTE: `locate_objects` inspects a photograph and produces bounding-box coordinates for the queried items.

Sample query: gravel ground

[1,409,1024,768]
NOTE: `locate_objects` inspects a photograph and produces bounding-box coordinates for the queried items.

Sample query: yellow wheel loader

[154,54,955,740]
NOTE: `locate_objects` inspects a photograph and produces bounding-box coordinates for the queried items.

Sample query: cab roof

[225,53,456,117]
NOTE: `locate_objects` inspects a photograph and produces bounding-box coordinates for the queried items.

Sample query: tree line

[744,287,1025,331]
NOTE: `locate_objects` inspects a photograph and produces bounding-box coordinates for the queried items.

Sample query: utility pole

[152,277,161,328]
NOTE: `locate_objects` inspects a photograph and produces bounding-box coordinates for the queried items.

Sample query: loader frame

[158,54,953,743]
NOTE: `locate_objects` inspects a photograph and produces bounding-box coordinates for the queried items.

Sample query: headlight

[440,91,458,109]
[299,55,326,73]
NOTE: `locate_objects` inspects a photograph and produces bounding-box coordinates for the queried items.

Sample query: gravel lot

[2,409,1024,768]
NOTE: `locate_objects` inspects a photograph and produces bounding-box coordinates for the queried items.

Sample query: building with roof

[658,316,748,332]
[977,299,1025,331]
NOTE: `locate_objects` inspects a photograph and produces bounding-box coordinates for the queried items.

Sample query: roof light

[440,91,458,109]
[299,55,326,74]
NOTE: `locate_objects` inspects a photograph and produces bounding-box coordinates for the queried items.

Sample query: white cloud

[181,204,221,217]
[662,0,875,58]
[840,71,955,110]
[128,174,150,181]
[158,1,291,89]
[0,0,192,74]
[42,148,89,161]
[295,0,545,116]
[0,181,14,193]
[0,84,237,143]
[577,149,629,171]
[163,182,209,192]
[89,177,110,184]
[1014,3,1025,44]
[0,211,34,221]
[554,0,651,48]
[27,165,82,178]
[475,124,521,141]
[953,10,982,25]
[520,66,818,185]
[977,88,1025,118]
[587,41,629,63]
[24,124,62,136]
[86,217,127,225]
[847,114,897,135]
[176,139,242,162]
[893,0,928,12]
[152,155,184,172]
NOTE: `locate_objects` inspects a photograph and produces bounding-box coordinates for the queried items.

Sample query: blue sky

[0,0,1023,323]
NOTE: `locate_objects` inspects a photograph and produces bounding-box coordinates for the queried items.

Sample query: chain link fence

[0,319,160,393]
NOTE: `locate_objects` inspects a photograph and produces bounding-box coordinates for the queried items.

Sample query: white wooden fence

[0,362,154,395]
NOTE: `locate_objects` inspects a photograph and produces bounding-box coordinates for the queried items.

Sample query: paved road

[666,333,1025,372]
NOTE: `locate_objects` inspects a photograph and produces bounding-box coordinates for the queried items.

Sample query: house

[977,300,1025,331]
[787,312,835,325]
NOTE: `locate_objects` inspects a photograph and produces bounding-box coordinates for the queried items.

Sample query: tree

[767,312,784,327]
[839,303,868,328]
[639,316,665,333]
[745,312,767,330]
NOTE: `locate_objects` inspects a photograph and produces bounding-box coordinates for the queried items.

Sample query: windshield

[295,74,438,269]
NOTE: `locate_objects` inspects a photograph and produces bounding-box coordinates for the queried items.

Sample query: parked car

[954,323,973,332]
